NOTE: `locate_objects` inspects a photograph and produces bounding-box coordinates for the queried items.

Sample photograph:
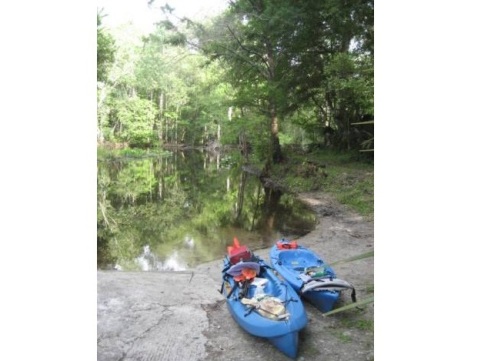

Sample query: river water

[97,148,316,271]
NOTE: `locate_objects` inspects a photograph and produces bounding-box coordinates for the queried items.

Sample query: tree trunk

[264,40,283,165]
[235,170,248,223]
[158,92,164,142]
[258,186,282,242]
[175,105,180,144]
[97,84,109,144]
[269,102,283,164]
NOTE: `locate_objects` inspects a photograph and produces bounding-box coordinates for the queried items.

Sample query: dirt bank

[195,191,374,361]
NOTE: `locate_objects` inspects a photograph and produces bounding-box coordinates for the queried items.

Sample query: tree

[199,0,373,160]
[275,0,374,150]
[100,0,373,152]
[201,0,299,166]
[97,12,115,83]
[111,97,157,148]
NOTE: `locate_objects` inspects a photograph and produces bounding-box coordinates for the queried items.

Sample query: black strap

[244,306,256,317]
[221,261,232,274]
[226,282,238,299]
[218,273,229,295]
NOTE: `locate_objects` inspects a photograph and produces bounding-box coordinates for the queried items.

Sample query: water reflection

[135,245,187,272]
[97,149,316,271]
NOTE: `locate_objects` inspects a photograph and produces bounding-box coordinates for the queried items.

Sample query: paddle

[329,250,374,266]
[322,295,374,316]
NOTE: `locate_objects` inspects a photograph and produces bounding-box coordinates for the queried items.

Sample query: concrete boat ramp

[97,270,224,361]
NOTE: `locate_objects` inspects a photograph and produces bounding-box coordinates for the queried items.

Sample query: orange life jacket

[276,240,298,250]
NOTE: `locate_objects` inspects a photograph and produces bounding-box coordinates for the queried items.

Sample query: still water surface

[97,149,316,271]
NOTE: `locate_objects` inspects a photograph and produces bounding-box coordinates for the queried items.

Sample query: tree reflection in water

[97,149,316,271]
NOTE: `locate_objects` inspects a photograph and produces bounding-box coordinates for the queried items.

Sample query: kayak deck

[270,244,344,313]
[221,256,307,358]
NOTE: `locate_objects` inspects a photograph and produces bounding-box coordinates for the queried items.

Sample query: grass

[354,319,374,331]
[273,148,374,220]
[336,331,352,343]
[97,147,172,160]
[335,308,375,332]
[340,318,374,333]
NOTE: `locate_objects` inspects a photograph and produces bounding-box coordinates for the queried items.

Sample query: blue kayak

[269,239,356,313]
[221,252,308,359]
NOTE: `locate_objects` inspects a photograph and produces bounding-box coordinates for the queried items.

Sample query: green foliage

[323,52,373,135]
[98,0,373,154]
[272,148,374,219]
[320,156,374,218]
[110,159,156,203]
[97,148,323,270]
[135,29,168,92]
[97,13,116,82]
[96,1,375,274]
[97,147,172,161]
[112,97,158,147]
[335,177,374,216]
[197,0,374,156]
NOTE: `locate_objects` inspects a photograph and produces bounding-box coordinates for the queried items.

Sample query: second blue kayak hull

[269,244,341,313]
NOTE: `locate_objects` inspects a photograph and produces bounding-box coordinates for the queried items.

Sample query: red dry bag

[227,237,253,264]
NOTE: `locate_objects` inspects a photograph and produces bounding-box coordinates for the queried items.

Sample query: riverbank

[97,191,374,361]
